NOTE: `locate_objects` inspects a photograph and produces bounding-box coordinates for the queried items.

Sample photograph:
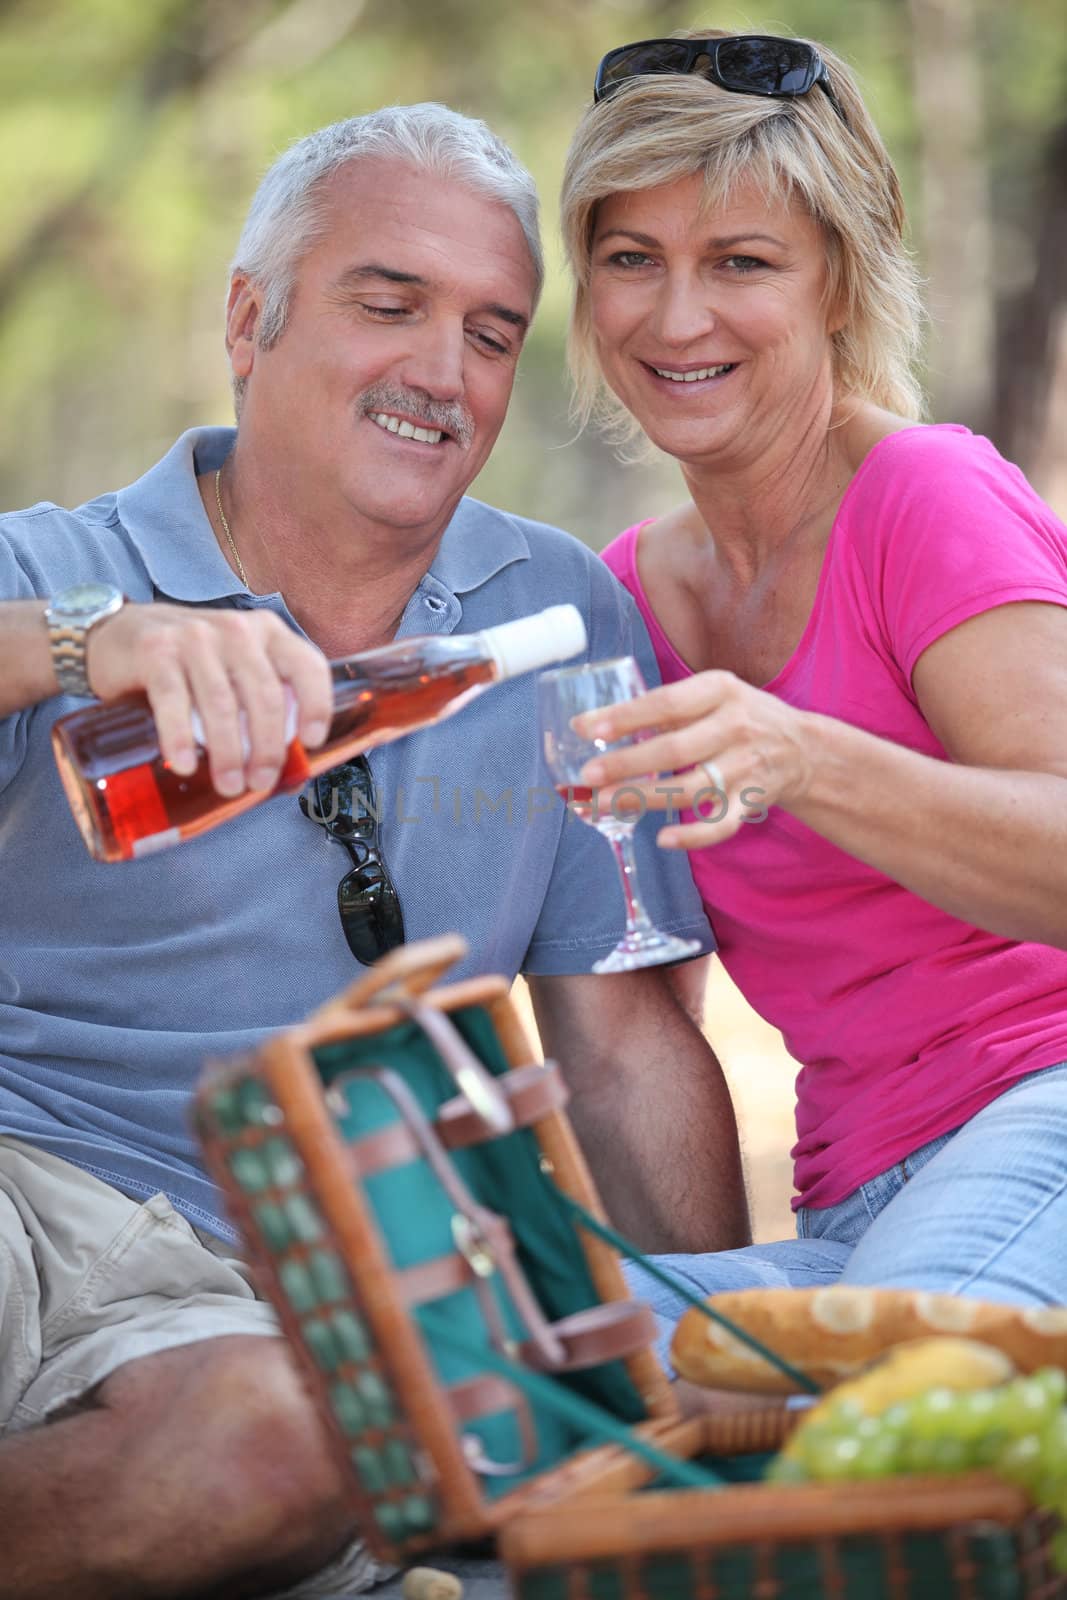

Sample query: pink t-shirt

[601,425,1067,1210]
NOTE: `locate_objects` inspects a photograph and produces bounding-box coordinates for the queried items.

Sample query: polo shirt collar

[116,426,243,602]
[115,425,531,606]
[430,496,530,596]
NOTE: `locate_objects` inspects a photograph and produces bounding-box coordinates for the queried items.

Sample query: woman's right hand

[85,602,333,797]
[574,668,818,848]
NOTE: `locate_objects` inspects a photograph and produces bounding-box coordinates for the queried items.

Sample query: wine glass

[538,656,703,974]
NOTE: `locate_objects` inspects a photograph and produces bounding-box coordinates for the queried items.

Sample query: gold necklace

[214,466,249,589]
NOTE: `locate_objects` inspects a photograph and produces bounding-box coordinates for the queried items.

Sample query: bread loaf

[670,1286,1067,1394]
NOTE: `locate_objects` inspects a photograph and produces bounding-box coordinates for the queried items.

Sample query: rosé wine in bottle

[53,605,586,863]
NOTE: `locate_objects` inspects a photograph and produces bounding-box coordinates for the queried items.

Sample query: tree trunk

[990,117,1067,517]
[906,0,994,428]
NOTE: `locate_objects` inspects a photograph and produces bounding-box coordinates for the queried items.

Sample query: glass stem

[606,826,655,936]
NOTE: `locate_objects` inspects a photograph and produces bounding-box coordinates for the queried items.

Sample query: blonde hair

[561,30,925,446]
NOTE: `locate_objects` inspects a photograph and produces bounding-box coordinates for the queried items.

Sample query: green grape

[951,1387,1006,1442]
[879,1400,917,1437]
[1032,1368,1067,1409]
[878,1410,916,1459]
[849,1427,902,1479]
[1037,1478,1067,1525]
[972,1429,1012,1467]
[906,1386,962,1441]
[999,1376,1059,1437]
[897,1433,940,1474]
[819,1396,866,1429]
[791,1419,844,1472]
[899,1433,969,1475]
[775,1374,1067,1502]
[803,1433,868,1480]
[995,1433,1046,1494]
[1040,1408,1067,1478]
[853,1414,888,1440]
[930,1437,972,1475]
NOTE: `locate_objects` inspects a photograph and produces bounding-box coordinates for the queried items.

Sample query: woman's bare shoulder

[637,502,707,568]
[840,403,923,474]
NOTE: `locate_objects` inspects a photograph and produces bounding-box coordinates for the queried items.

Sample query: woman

[559,30,1067,1323]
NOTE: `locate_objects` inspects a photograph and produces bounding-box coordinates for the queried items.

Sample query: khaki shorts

[0,1135,390,1597]
[0,1134,279,1435]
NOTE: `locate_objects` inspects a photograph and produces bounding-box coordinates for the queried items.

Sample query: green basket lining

[311,1007,646,1497]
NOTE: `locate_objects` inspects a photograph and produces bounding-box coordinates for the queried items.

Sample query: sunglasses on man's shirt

[299,757,405,965]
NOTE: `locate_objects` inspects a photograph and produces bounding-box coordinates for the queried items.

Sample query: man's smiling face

[236,157,537,544]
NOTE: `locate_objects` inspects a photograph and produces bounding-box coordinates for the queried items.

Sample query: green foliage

[0,0,1064,537]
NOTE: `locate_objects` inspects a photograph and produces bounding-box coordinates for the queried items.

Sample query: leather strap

[332,1053,652,1382]
[447,1375,539,1477]
[439,1061,569,1145]
[395,996,512,1136]
[400,1257,654,1375]
[446,1373,521,1423]
[346,1061,569,1177]
[521,1300,658,1371]
[338,1064,566,1370]
[348,1119,422,1178]
[396,1254,471,1305]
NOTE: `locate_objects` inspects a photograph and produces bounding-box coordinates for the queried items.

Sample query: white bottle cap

[481,605,588,680]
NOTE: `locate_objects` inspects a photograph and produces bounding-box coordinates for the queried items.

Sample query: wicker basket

[195,936,689,1562]
[500,1413,1064,1600]
[194,936,1065,1595]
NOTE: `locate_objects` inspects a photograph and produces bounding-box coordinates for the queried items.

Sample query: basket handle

[309,935,469,1023]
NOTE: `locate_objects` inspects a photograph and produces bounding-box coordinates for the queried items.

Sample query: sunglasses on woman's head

[593,34,848,127]
[299,757,405,966]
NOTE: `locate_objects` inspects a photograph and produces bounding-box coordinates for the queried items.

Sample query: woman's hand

[576,670,816,848]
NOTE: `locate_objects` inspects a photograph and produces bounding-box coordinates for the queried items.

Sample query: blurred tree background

[1,0,1066,542]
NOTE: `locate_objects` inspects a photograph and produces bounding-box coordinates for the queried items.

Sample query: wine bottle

[52,604,587,863]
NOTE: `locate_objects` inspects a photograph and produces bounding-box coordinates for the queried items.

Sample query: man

[0,106,748,1598]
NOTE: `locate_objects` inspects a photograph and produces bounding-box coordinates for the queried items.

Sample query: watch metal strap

[48,621,92,697]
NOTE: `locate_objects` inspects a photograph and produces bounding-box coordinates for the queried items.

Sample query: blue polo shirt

[0,427,712,1237]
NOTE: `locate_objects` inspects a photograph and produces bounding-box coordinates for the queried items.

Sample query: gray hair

[229,104,543,410]
[561,31,925,448]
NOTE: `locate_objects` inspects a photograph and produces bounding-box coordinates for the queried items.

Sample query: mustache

[359,383,476,449]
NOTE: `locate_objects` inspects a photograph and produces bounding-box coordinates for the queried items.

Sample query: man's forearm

[528,968,751,1254]
[0,601,59,718]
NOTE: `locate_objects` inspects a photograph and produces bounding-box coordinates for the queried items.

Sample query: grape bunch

[768,1366,1067,1573]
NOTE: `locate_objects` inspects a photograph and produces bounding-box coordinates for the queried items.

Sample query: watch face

[57,582,121,617]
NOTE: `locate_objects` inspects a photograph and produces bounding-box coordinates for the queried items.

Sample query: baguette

[670,1286,1067,1394]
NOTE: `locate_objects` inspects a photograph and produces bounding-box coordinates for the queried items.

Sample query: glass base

[592,930,703,975]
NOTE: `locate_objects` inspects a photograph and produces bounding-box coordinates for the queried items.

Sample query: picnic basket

[194,935,1065,1597]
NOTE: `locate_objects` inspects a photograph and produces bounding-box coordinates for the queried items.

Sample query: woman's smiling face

[588,170,840,467]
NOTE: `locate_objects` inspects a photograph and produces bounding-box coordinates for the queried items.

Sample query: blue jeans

[623,1062,1067,1368]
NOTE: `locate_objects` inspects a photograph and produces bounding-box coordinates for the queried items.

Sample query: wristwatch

[44,582,126,697]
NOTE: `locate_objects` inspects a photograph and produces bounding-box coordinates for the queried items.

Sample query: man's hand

[528,966,751,1254]
[86,602,332,797]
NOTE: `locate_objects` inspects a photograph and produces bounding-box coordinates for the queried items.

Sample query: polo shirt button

[424,596,446,612]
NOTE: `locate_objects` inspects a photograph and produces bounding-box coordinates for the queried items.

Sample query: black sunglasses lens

[301,759,404,964]
[597,40,692,98]
[338,862,405,964]
[715,36,817,95]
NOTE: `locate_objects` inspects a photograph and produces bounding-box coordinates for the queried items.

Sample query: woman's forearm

[791,709,1067,946]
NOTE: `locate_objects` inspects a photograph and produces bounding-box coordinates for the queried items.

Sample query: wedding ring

[697,760,726,792]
